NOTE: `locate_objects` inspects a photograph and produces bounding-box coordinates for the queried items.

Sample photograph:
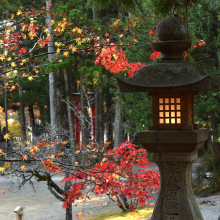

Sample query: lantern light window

[159,97,181,125]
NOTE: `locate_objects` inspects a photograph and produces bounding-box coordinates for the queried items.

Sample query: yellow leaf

[56,48,60,54]
[11,14,14,19]
[112,173,119,179]
[0,167,5,172]
[50,19,55,26]
[21,165,26,170]
[11,62,16,67]
[78,29,82,34]
[55,42,62,47]
[7,57,11,61]
[63,51,69,57]
[0,149,6,156]
[50,155,55,159]
[74,161,79,165]
[4,162,10,169]
[26,141,30,145]
[71,47,77,53]
[17,10,23,15]
[4,133,10,141]
[18,142,23,146]
[44,28,48,33]
[0,55,5,61]
[28,76,33,81]
[34,146,39,151]
[76,38,81,45]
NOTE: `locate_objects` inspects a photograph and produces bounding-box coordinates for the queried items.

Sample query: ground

[0,159,219,220]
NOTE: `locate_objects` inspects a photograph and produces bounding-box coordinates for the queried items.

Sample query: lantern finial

[152,14,191,60]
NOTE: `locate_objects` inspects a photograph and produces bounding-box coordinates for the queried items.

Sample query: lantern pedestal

[139,129,208,220]
[152,152,202,220]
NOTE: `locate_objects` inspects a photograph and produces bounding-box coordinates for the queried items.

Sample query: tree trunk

[64,172,72,220]
[99,88,104,143]
[4,59,8,152]
[65,204,72,220]
[114,87,124,148]
[64,68,75,155]
[93,4,101,20]
[46,0,57,130]
[80,72,89,147]
[28,105,35,133]
[95,88,100,143]
[106,84,113,149]
[19,84,26,142]
[207,0,219,69]
[93,7,102,145]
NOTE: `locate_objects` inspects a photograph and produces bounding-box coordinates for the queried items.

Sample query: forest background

[0,0,220,219]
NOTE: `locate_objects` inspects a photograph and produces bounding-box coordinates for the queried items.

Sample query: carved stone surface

[151,152,204,220]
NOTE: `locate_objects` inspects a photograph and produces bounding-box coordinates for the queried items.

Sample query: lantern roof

[117,14,220,93]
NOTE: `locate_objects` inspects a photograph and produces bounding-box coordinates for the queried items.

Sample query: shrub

[192,151,220,196]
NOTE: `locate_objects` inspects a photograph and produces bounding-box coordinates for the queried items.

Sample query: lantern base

[151,151,203,220]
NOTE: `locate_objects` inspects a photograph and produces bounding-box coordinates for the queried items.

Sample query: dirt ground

[0,160,219,220]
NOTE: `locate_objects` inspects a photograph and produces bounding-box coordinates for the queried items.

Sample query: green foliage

[118,93,152,135]
[192,152,220,196]
[148,0,197,17]
[194,91,220,127]
[86,0,141,14]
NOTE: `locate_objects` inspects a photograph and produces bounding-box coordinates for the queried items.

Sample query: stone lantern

[117,15,220,220]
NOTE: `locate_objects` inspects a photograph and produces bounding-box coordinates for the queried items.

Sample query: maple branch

[48,185,65,202]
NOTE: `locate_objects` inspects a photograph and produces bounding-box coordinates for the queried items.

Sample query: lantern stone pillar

[117,14,220,220]
[139,130,207,220]
[152,152,201,220]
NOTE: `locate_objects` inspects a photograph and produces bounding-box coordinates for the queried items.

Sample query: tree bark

[28,105,35,133]
[46,0,57,130]
[95,88,100,143]
[106,84,113,149]
[207,0,219,69]
[19,84,26,142]
[99,88,104,143]
[80,72,89,147]
[114,87,124,148]
[93,4,101,20]
[4,59,8,152]
[64,68,75,155]
[64,172,72,220]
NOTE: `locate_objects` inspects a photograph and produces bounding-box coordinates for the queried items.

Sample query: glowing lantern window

[159,98,181,125]
[149,92,198,131]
